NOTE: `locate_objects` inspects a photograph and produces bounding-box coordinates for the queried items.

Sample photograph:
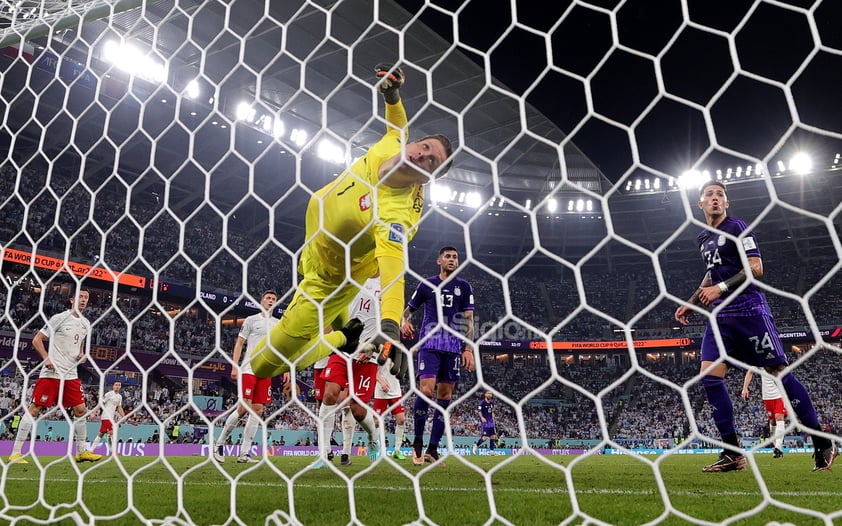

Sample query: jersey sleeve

[462,280,475,312]
[735,220,761,258]
[384,100,408,137]
[238,317,252,340]
[40,312,67,339]
[406,283,427,311]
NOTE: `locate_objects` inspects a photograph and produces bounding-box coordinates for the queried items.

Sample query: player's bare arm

[461,310,475,372]
[32,331,53,370]
[77,341,87,364]
[697,256,763,306]
[231,336,247,380]
[740,370,755,400]
[674,272,711,325]
[400,306,416,338]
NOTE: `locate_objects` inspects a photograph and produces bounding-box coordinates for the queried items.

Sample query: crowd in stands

[2,162,842,447]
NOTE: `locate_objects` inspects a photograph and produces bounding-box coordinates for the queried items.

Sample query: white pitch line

[5,477,842,498]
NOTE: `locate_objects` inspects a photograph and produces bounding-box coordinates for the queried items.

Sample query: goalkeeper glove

[374,318,409,380]
[374,63,404,105]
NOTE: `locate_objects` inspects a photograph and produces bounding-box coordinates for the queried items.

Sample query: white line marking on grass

[5,477,842,498]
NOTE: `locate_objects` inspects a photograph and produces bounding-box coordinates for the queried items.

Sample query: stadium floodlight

[465,192,481,208]
[429,183,451,203]
[273,119,285,139]
[260,115,272,133]
[677,170,709,189]
[235,102,256,122]
[547,198,558,213]
[185,79,200,99]
[316,139,345,164]
[290,128,307,146]
[525,198,531,210]
[789,152,812,175]
[776,160,786,173]
[653,178,661,190]
[576,199,584,212]
[101,40,166,83]
[567,200,574,211]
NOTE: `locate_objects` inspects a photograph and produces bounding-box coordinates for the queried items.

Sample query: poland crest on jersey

[359,193,371,211]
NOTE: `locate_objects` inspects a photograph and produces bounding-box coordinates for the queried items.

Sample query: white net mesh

[1,0,841,524]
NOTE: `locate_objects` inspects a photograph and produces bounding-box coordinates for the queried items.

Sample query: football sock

[428,398,451,449]
[780,373,830,449]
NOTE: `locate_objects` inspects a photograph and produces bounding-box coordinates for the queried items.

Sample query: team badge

[40,394,48,403]
[244,387,253,396]
[717,234,726,246]
[359,193,371,211]
[388,223,404,243]
[454,286,461,296]
[742,237,757,251]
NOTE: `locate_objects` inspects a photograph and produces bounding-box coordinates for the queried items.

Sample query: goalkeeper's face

[404,138,448,181]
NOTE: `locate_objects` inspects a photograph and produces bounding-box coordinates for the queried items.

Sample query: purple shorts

[700,314,787,368]
[417,349,460,384]
[481,422,497,437]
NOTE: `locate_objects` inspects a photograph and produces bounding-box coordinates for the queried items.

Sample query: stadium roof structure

[1,0,841,272]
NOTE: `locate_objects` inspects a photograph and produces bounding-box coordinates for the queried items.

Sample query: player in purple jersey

[472,390,498,455]
[675,180,837,473]
[401,246,475,465]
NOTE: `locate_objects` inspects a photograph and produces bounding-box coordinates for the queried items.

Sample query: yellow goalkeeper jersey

[299,100,423,323]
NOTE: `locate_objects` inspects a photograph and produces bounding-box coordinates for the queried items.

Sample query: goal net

[0,0,841,524]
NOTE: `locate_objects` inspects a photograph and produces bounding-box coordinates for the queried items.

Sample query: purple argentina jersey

[407,275,474,354]
[479,399,495,425]
[698,216,771,317]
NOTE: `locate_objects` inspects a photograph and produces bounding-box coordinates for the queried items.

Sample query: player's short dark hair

[416,134,454,176]
[439,246,458,255]
[261,290,277,299]
[699,180,727,196]
[69,286,89,303]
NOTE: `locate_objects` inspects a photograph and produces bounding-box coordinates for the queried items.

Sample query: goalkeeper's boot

[76,451,103,463]
[393,448,407,461]
[337,318,364,354]
[213,445,225,463]
[702,451,746,472]
[237,455,259,463]
[310,459,328,470]
[812,443,838,472]
[8,453,27,464]
[773,448,784,459]
[340,454,352,466]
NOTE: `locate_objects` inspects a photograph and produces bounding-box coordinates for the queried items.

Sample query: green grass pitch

[0,453,838,525]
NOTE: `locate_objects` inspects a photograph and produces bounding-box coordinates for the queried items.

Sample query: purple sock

[701,375,738,446]
[429,398,451,449]
[413,396,429,447]
[781,373,830,449]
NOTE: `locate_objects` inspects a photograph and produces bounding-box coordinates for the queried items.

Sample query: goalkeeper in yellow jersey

[248,64,453,382]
